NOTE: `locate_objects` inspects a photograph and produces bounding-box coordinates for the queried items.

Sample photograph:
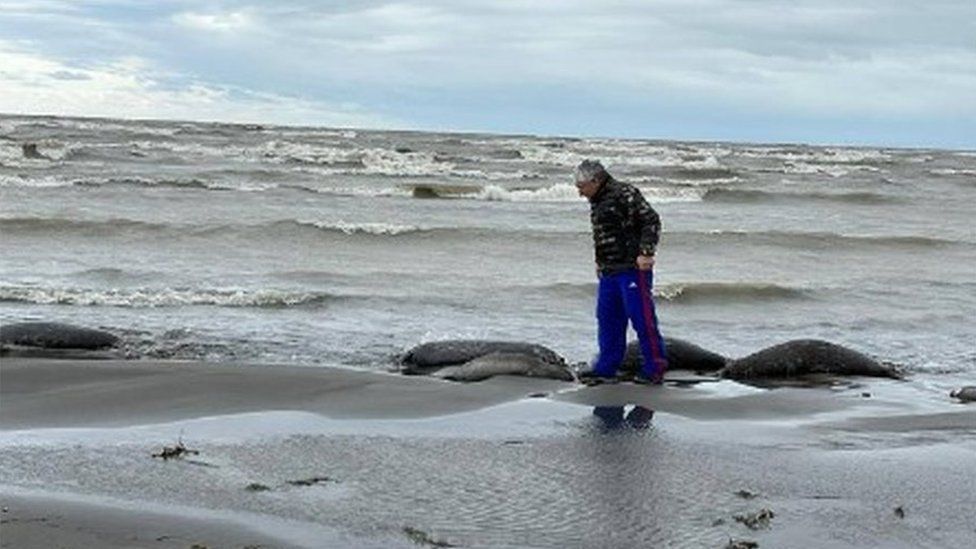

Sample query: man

[576,160,668,385]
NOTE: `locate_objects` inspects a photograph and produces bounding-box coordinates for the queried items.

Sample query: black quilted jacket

[588,177,661,275]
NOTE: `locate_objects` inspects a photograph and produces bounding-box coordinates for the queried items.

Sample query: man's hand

[636,254,655,271]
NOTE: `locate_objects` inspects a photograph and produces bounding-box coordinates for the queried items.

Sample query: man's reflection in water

[592,405,654,430]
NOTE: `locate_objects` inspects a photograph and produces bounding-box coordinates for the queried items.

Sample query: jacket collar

[589,175,614,203]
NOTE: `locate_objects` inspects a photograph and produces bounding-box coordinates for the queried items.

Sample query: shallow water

[1,399,973,548]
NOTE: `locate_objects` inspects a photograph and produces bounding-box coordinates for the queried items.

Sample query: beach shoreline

[2,358,974,548]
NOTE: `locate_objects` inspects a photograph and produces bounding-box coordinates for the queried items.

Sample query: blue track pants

[593,269,668,378]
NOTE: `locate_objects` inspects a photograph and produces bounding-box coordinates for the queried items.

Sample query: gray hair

[575,159,606,183]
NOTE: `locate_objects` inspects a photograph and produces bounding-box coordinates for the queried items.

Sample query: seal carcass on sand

[721,339,901,380]
[435,351,575,382]
[1,321,119,351]
[619,337,728,375]
[949,386,976,402]
[400,340,566,374]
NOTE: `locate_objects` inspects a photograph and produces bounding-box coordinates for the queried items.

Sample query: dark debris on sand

[734,508,775,530]
[403,526,457,547]
[726,539,759,549]
[151,438,199,460]
[286,476,338,487]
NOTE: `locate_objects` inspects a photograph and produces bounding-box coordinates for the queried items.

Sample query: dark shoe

[633,371,665,385]
[615,370,636,382]
[578,369,620,386]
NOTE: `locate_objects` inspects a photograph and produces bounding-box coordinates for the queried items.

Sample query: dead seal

[434,351,575,382]
[399,340,565,375]
[950,386,976,402]
[619,337,728,375]
[721,339,901,380]
[0,321,119,354]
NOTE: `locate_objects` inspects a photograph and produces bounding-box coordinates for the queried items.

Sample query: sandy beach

[2,357,974,548]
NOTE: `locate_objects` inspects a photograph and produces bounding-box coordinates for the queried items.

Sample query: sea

[1,114,974,387]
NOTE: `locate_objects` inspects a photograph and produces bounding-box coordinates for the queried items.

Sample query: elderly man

[576,160,668,385]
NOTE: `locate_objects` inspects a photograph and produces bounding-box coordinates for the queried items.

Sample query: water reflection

[592,405,654,431]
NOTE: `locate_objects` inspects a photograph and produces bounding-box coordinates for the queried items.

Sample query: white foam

[0,140,77,167]
[307,185,413,198]
[303,220,424,235]
[742,147,891,164]
[0,285,331,308]
[781,162,853,178]
[450,168,542,180]
[638,186,707,203]
[474,183,582,202]
[930,168,976,176]
[0,174,73,188]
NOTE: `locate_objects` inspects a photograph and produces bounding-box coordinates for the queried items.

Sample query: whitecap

[301,220,425,236]
[0,285,334,308]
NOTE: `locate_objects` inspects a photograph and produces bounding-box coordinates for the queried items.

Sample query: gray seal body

[619,337,728,374]
[950,386,976,402]
[1,322,119,350]
[721,339,901,380]
[400,340,565,375]
[435,352,575,382]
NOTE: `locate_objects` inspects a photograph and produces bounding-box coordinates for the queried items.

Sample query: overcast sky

[1,1,973,148]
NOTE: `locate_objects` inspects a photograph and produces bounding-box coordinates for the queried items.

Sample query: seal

[618,337,728,374]
[949,386,976,402]
[399,340,565,375]
[434,351,575,382]
[1,321,119,351]
[720,339,901,380]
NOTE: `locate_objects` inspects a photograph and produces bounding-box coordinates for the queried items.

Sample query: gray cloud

[1,0,972,145]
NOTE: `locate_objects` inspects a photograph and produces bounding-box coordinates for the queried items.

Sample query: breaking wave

[702,188,896,205]
[655,282,810,304]
[0,285,338,308]
[670,230,965,249]
[295,220,426,236]
[507,281,811,304]
[929,168,976,177]
[740,147,892,164]
[402,183,704,203]
[0,216,169,235]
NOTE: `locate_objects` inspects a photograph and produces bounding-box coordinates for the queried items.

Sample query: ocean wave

[703,188,896,205]
[75,176,214,190]
[0,215,550,242]
[740,147,892,165]
[474,183,581,202]
[671,230,965,249]
[0,216,169,235]
[777,162,878,178]
[0,174,269,191]
[86,176,278,192]
[0,140,77,167]
[929,168,976,177]
[517,139,733,171]
[295,220,426,236]
[399,183,703,203]
[0,285,337,308]
[118,139,544,179]
[394,183,573,201]
[504,280,809,304]
[0,174,74,188]
[656,282,810,304]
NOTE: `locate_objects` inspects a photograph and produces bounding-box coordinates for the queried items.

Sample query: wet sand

[1,490,311,549]
[2,358,975,548]
[0,358,567,428]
